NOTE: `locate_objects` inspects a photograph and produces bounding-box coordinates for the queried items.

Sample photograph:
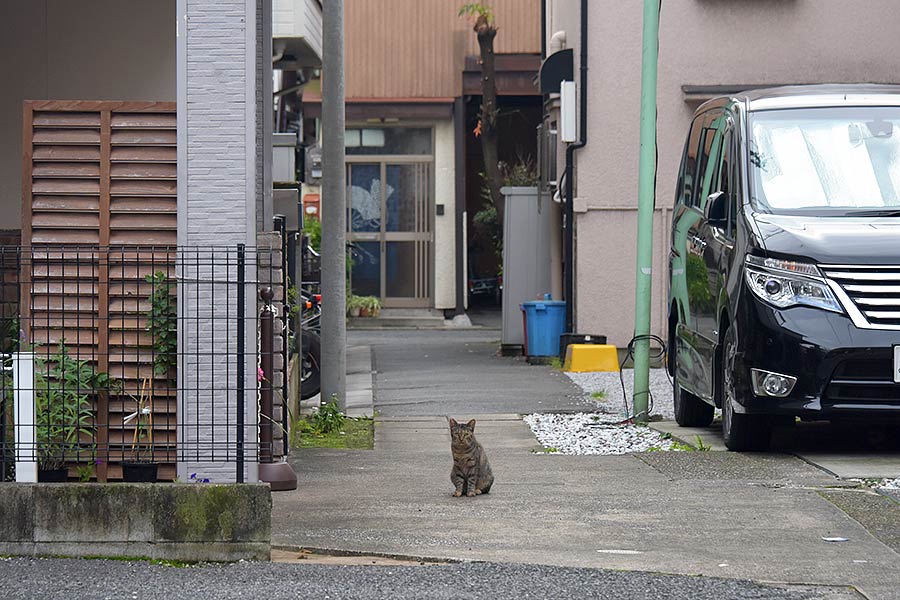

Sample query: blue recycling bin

[521,300,567,357]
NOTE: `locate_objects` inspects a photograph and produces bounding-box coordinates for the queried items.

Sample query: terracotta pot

[359,307,370,317]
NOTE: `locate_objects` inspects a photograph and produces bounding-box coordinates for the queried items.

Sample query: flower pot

[38,467,68,482]
[349,306,360,317]
[359,307,370,317]
[121,462,158,482]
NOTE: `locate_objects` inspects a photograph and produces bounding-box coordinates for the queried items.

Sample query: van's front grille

[825,355,900,407]
[821,265,900,328]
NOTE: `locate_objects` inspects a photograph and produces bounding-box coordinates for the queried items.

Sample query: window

[345,127,432,156]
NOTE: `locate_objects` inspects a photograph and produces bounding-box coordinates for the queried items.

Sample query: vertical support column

[321,0,347,409]
[178,0,259,483]
[632,0,661,423]
[12,352,37,483]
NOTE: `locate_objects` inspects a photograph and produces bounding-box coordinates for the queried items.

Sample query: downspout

[541,0,547,59]
[564,0,587,333]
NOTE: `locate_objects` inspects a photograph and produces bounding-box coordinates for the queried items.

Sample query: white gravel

[877,478,900,489]
[523,412,680,456]
[565,368,676,420]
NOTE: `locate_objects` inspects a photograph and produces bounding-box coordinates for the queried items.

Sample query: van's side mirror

[706,191,727,228]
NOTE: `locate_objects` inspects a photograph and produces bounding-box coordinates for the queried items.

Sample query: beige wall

[0,0,175,230]
[550,0,900,346]
[433,118,456,310]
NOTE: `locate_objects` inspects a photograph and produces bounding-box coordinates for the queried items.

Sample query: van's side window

[727,127,739,237]
[693,112,721,208]
[679,117,703,207]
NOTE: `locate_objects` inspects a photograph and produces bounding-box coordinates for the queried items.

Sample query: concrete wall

[548,0,900,346]
[434,119,456,310]
[0,0,175,230]
[177,0,259,483]
[0,483,271,561]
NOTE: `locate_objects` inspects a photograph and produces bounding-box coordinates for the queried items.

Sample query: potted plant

[120,271,175,483]
[346,295,363,318]
[121,378,157,482]
[363,296,381,318]
[34,342,106,482]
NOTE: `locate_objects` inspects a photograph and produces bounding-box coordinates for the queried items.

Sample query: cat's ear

[467,419,476,429]
[448,417,457,427]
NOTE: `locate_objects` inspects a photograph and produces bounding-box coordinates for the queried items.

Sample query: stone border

[0,483,271,562]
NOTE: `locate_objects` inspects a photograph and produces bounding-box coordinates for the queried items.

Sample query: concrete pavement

[274,328,900,599]
[274,414,900,599]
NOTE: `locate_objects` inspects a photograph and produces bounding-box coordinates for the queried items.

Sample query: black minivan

[668,84,900,451]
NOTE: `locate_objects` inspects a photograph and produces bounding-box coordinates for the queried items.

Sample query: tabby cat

[448,418,494,497]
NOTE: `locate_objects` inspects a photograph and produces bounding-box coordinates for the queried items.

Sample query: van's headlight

[744,256,842,313]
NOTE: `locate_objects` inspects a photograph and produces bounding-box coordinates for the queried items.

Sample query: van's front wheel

[721,326,770,451]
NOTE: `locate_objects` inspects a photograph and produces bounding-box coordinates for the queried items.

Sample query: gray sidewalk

[277,332,900,599]
[274,414,900,600]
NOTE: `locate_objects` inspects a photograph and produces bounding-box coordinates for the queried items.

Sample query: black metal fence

[0,244,283,482]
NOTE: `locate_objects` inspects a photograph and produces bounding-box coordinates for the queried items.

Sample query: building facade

[304,0,542,314]
[544,0,900,347]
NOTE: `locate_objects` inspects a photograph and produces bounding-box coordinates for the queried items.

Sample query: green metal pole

[632,0,660,423]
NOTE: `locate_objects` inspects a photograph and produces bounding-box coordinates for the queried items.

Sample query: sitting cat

[448,418,494,497]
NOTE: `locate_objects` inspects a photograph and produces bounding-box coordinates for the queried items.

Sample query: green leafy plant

[458,2,494,22]
[309,396,345,435]
[145,272,176,382]
[591,390,607,400]
[34,342,112,470]
[124,378,157,463]
[695,435,711,451]
[303,216,322,252]
[75,462,95,482]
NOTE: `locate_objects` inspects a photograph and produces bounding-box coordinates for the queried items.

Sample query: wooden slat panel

[111,113,177,129]
[110,197,177,213]
[24,101,178,478]
[33,162,100,178]
[110,146,176,163]
[32,145,101,161]
[110,214,177,230]
[110,180,176,196]
[110,163,176,179]
[110,130,176,146]
[33,112,101,128]
[30,230,100,244]
[109,230,177,246]
[34,129,100,144]
[32,196,101,212]
[33,179,100,194]
[31,213,100,229]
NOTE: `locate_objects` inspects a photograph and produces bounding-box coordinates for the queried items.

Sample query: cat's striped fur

[448,418,494,497]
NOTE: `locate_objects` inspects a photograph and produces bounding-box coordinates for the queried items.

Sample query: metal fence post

[259,287,275,464]
[236,244,245,483]
[274,215,290,456]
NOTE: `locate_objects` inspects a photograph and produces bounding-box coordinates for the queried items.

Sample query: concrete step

[348,315,446,329]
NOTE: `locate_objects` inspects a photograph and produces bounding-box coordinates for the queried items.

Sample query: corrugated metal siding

[345,0,540,99]
[22,100,177,479]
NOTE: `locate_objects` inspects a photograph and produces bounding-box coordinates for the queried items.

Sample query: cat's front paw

[474,489,483,495]
[466,490,476,497]
[452,490,462,497]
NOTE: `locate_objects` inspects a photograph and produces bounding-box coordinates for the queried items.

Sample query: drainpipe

[632,0,661,423]
[541,0,547,59]
[563,0,587,334]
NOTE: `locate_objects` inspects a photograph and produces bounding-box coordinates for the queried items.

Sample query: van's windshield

[749,106,900,216]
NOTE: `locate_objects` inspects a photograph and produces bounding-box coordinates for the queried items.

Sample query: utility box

[501,186,553,353]
[273,133,297,183]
